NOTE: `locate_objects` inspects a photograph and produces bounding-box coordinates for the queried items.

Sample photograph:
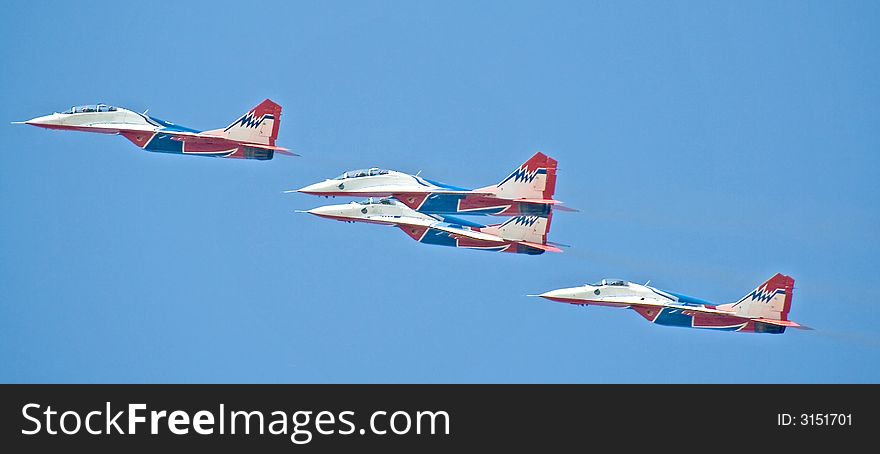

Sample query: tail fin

[481,213,553,245]
[716,273,794,321]
[478,152,558,201]
[205,99,282,146]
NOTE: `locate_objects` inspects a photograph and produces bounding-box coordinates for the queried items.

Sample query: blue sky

[1,1,878,383]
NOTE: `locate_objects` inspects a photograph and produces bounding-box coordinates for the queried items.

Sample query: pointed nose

[24,114,62,127]
[535,286,589,303]
[297,180,335,195]
[306,205,339,217]
[304,204,356,220]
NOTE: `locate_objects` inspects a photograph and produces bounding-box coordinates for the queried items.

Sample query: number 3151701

[778,413,852,426]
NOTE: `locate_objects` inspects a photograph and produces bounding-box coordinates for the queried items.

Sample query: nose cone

[535,286,591,303]
[304,203,359,220]
[297,180,338,195]
[22,113,63,128]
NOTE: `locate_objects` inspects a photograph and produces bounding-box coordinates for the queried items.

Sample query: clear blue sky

[1,1,878,383]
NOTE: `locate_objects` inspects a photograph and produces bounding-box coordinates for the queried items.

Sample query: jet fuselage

[537,276,804,334]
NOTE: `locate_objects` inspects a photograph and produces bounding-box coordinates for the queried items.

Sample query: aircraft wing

[161,132,295,153]
[626,302,811,329]
[666,303,805,325]
[360,214,563,250]
[394,192,576,211]
[430,224,507,242]
[624,300,734,315]
[367,215,506,243]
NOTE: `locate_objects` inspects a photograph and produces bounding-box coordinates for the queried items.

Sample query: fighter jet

[534,274,808,333]
[15,99,290,160]
[301,197,561,254]
[293,152,567,216]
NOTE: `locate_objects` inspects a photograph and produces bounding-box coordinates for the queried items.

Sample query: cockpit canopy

[61,104,118,114]
[335,168,390,179]
[356,197,396,206]
[592,279,628,287]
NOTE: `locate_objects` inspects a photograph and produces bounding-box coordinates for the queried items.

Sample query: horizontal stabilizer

[514,198,563,205]
[513,198,578,213]
[241,143,298,156]
[517,241,563,253]
[755,318,812,330]
[242,143,291,151]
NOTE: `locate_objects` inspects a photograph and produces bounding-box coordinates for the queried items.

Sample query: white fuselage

[24,108,157,133]
[305,198,437,224]
[297,171,450,196]
[538,281,677,308]
[303,198,538,249]
[534,274,802,333]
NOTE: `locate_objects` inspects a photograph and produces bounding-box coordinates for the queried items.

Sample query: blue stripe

[647,287,676,302]
[147,115,201,133]
[422,178,471,191]
[665,291,715,307]
[143,133,183,153]
[431,215,487,228]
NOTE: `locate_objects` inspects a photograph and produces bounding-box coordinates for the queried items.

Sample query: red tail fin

[478,152,558,200]
[206,99,282,146]
[717,273,795,321]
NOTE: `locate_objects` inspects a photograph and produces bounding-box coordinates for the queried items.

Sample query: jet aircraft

[534,274,808,333]
[294,152,566,216]
[16,99,290,160]
[302,197,561,255]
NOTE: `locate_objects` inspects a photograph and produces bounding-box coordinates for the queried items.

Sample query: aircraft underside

[545,297,786,333]
[121,132,274,160]
[397,224,545,255]
[630,306,785,333]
